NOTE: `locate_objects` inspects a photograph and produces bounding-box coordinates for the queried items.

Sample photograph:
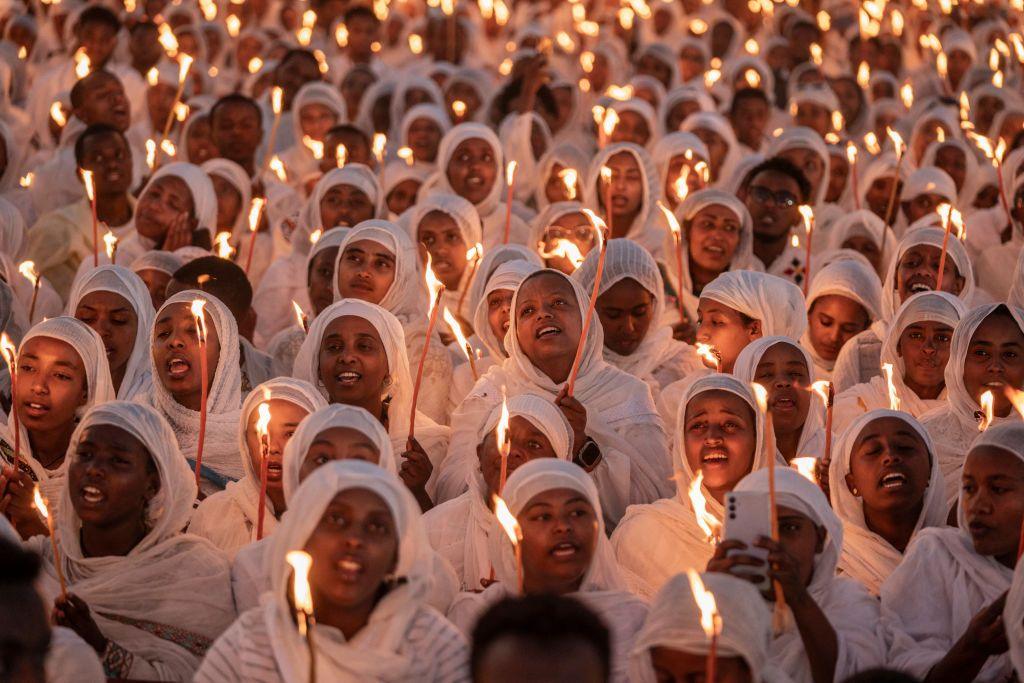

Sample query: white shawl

[701,270,808,341]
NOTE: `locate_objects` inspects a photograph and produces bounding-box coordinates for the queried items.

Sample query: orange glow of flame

[146,67,159,86]
[335,144,347,168]
[372,134,387,163]
[145,139,156,170]
[424,253,444,316]
[397,146,414,165]
[493,494,522,545]
[157,23,178,56]
[686,569,721,639]
[687,471,720,541]
[103,231,117,260]
[578,209,607,250]
[292,301,307,329]
[443,308,474,361]
[302,135,324,160]
[887,127,904,158]
[214,232,234,259]
[17,261,38,286]
[0,333,16,374]
[73,47,91,79]
[248,57,263,74]
[452,100,467,118]
[863,132,880,155]
[979,390,994,431]
[248,197,266,234]
[752,382,769,415]
[881,363,900,411]
[506,160,517,186]
[798,205,814,234]
[674,166,691,203]
[538,239,585,269]
[495,390,511,456]
[656,200,681,240]
[810,380,831,407]
[558,168,578,200]
[19,173,32,188]
[695,343,720,371]
[81,169,95,202]
[255,402,271,440]
[901,83,914,109]
[269,155,287,182]
[271,86,283,116]
[601,108,619,138]
[791,457,818,484]
[190,300,208,343]
[177,54,193,85]
[857,61,871,89]
[309,228,323,244]
[33,486,48,519]
[846,142,858,164]
[285,550,314,631]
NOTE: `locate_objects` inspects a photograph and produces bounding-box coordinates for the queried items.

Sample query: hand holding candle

[81,169,99,266]
[285,550,317,682]
[190,300,210,486]
[686,570,721,683]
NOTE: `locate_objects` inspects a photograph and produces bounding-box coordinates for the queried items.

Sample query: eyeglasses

[747,185,798,208]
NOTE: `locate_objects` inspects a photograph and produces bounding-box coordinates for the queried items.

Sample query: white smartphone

[721,490,772,591]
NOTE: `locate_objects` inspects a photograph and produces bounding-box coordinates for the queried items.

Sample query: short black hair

[76,5,120,33]
[470,596,611,681]
[129,20,159,37]
[74,124,127,166]
[345,4,379,24]
[172,256,253,318]
[209,93,262,125]
[746,157,813,202]
[70,69,119,108]
[841,669,920,683]
[730,87,770,114]
[279,49,319,70]
[326,123,370,144]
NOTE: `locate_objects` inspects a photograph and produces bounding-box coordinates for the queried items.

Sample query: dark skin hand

[924,592,1009,683]
[402,436,433,512]
[511,54,549,115]
[53,593,108,654]
[0,466,48,539]
[160,211,194,252]
[555,386,593,462]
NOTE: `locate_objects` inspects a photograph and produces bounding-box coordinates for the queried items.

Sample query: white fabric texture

[31,401,234,681]
[700,270,808,341]
[829,408,948,595]
[584,142,665,257]
[801,258,882,377]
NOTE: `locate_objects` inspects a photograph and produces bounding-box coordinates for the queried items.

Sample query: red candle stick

[502,161,517,244]
[566,210,607,396]
[190,300,210,486]
[409,255,445,439]
[255,402,271,540]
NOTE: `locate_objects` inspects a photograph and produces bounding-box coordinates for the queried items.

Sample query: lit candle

[600,165,613,231]
[262,87,284,173]
[161,54,193,145]
[408,255,445,440]
[244,197,267,275]
[752,382,786,629]
[935,204,962,292]
[103,230,118,265]
[978,390,994,431]
[285,550,317,682]
[443,308,478,380]
[656,200,687,323]
[455,243,483,317]
[190,300,210,486]
[791,457,818,483]
[565,210,607,396]
[809,380,834,470]
[695,343,721,372]
[502,160,517,244]
[214,232,235,260]
[372,134,387,165]
[492,494,523,593]
[292,301,309,333]
[687,471,720,542]
[881,362,900,411]
[81,169,98,267]
[686,570,721,683]
[0,334,19,474]
[537,238,586,272]
[558,167,578,200]
[846,143,860,210]
[34,486,67,599]
[17,261,40,323]
[495,391,510,490]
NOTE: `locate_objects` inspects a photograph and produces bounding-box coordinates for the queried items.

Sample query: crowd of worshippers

[3,0,1024,681]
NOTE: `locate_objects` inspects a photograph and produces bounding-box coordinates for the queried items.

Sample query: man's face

[275,55,322,110]
[743,170,802,241]
[77,20,117,66]
[211,102,263,167]
[74,74,131,132]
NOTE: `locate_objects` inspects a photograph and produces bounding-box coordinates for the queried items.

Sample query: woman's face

[866,176,901,223]
[807,295,869,362]
[793,103,830,137]
[898,321,953,395]
[74,291,138,382]
[683,389,757,496]
[846,416,932,519]
[962,445,1024,564]
[902,192,947,225]
[336,239,396,305]
[417,210,467,290]
[677,47,706,82]
[69,423,158,528]
[298,426,383,482]
[446,137,497,205]
[666,100,700,132]
[540,212,597,275]
[16,337,88,433]
[317,315,390,407]
[210,173,242,232]
[136,175,197,240]
[486,288,514,354]
[604,152,644,228]
[519,488,598,592]
[151,302,222,408]
[305,488,398,612]
[692,128,727,179]
[841,236,882,274]
[776,504,824,590]
[963,311,1024,417]
[595,278,654,357]
[136,268,172,311]
[609,110,651,147]
[752,342,810,438]
[514,274,582,371]
[476,415,558,497]
[686,204,741,275]
[244,399,308,496]
[935,145,967,191]
[407,117,442,163]
[319,185,375,229]
[649,647,753,683]
[695,299,761,373]
[543,162,582,205]
[895,244,964,302]
[299,102,338,142]
[385,179,421,216]
[778,147,825,199]
[185,116,218,166]
[826,153,849,203]
[308,246,340,316]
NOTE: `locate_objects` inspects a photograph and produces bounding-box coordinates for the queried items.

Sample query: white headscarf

[406,191,482,317]
[825,210,897,275]
[680,112,742,186]
[532,142,589,213]
[879,226,975,321]
[701,270,808,340]
[584,142,664,254]
[65,265,155,400]
[138,162,218,235]
[147,290,242,485]
[801,258,882,375]
[764,126,832,207]
[829,409,947,595]
[630,573,775,683]
[290,82,348,151]
[201,158,252,239]
[472,259,540,361]
[432,123,505,216]
[305,165,384,231]
[264,460,441,682]
[41,401,234,680]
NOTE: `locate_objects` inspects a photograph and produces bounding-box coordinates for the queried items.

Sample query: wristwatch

[574,437,602,470]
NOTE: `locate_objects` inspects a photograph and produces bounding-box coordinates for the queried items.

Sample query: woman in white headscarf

[0,317,114,523]
[198,461,470,683]
[253,165,382,347]
[401,103,453,170]
[882,422,1024,682]
[497,110,551,204]
[920,303,1024,506]
[130,250,183,311]
[291,298,450,505]
[611,374,772,599]
[145,290,242,495]
[605,99,658,150]
[429,123,529,248]
[831,226,976,393]
[834,292,965,435]
[630,572,787,683]
[650,132,710,209]
[733,336,824,463]
[437,269,672,521]
[33,401,234,681]
[584,142,664,257]
[829,409,948,595]
[532,142,589,213]
[824,209,897,277]
[200,158,262,276]
[764,127,832,209]
[424,393,572,591]
[65,265,155,400]
[277,82,347,184]
[333,219,453,425]
[680,111,743,188]
[801,258,882,381]
[709,467,885,683]
[447,458,647,683]
[573,238,703,405]
[188,378,327,559]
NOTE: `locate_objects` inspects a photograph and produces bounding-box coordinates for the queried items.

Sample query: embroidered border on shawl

[0,437,37,480]
[102,640,134,679]
[97,611,214,657]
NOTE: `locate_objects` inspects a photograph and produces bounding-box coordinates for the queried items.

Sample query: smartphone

[722,490,772,590]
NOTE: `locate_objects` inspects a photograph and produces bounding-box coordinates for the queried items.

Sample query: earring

[383,375,392,387]
[851,487,859,496]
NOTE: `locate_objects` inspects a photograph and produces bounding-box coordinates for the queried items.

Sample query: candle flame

[174,102,189,122]
[695,343,720,371]
[190,299,208,343]
[145,139,157,170]
[798,205,814,234]
[656,200,681,240]
[309,228,323,244]
[80,169,95,201]
[177,54,193,84]
[335,144,347,168]
[17,260,37,285]
[285,550,314,628]
[578,209,607,251]
[248,57,264,74]
[495,388,511,456]
[335,22,349,47]
[900,83,914,109]
[864,131,880,155]
[33,486,48,519]
[881,363,900,411]
[160,139,176,158]
[271,87,283,116]
[157,23,178,57]
[372,133,387,163]
[226,15,241,36]
[558,168,578,200]
[687,471,719,541]
[538,238,585,270]
[752,382,769,415]
[492,495,522,544]
[686,569,720,639]
[424,253,444,316]
[292,301,307,329]
[856,61,871,89]
[408,33,423,54]
[810,380,832,407]
[103,231,117,260]
[601,108,619,138]
[248,197,266,234]
[18,172,32,188]
[846,142,857,164]
[791,457,818,484]
[302,135,324,160]
[397,146,414,166]
[443,308,474,361]
[73,47,91,79]
[452,100,466,117]
[886,127,904,159]
[979,390,994,431]
[146,67,159,86]
[269,155,288,182]
[214,232,234,259]
[506,160,517,186]
[0,333,16,374]
[744,68,761,88]
[810,42,822,65]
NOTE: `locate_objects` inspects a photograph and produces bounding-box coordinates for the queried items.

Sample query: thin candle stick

[566,210,607,396]
[191,301,209,487]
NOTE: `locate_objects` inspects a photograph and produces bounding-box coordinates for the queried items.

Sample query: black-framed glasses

[748,185,798,208]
